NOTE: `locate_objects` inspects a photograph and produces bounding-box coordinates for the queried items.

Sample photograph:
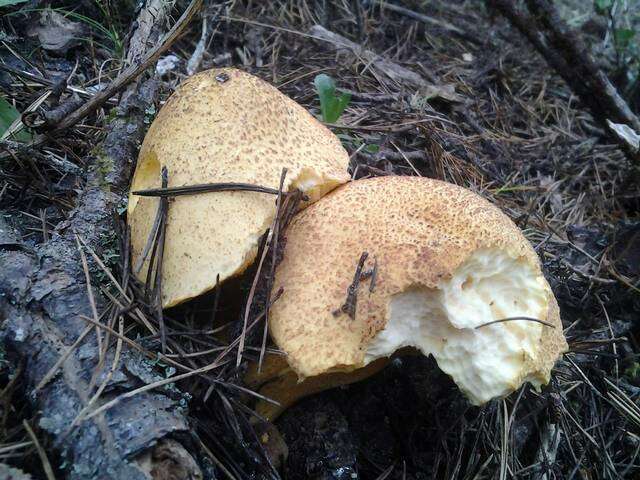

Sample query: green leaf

[0,96,31,142]
[364,144,380,153]
[0,0,29,6]
[314,73,351,123]
[615,28,636,48]
[594,0,613,14]
[625,362,640,380]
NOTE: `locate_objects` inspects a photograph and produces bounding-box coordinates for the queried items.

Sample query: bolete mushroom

[252,176,568,420]
[128,68,350,307]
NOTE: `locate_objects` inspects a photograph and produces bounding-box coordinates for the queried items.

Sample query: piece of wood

[0,1,205,478]
[309,24,430,88]
[487,0,640,163]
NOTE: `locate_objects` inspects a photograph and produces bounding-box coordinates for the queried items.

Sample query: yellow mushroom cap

[270,176,568,405]
[128,68,350,307]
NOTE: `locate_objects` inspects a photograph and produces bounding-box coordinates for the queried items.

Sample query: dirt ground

[1,1,639,479]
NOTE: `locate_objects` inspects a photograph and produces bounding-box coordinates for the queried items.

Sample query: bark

[0,77,199,480]
[0,1,204,478]
[487,0,640,162]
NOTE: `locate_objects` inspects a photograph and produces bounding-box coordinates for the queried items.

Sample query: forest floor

[1,1,639,479]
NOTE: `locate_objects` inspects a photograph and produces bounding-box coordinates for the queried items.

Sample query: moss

[92,150,115,190]
[104,107,118,125]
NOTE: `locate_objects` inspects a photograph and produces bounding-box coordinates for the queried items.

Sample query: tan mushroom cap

[128,68,350,307]
[270,176,568,405]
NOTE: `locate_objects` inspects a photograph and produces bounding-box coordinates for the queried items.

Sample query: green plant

[0,0,28,6]
[57,7,124,57]
[593,0,639,94]
[0,96,31,142]
[314,73,351,123]
[335,132,379,154]
[5,6,124,57]
[625,361,640,380]
[594,0,614,12]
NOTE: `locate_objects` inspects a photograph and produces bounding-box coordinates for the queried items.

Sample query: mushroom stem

[246,350,424,421]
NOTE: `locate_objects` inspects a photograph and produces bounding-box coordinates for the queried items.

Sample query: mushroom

[128,68,350,307]
[252,176,567,420]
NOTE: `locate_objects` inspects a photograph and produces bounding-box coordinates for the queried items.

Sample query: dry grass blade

[64,318,125,438]
[604,378,640,429]
[475,316,556,329]
[0,441,32,455]
[193,432,239,480]
[76,235,130,301]
[258,169,288,371]
[499,400,509,480]
[237,168,287,368]
[23,420,56,480]
[390,140,421,176]
[78,314,191,373]
[84,357,225,421]
[84,296,275,420]
[34,324,93,392]
[75,234,103,363]
[374,464,395,480]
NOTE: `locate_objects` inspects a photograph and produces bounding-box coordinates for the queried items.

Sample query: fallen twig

[8,0,203,140]
[487,0,640,163]
[133,182,281,197]
[333,252,374,320]
[0,1,206,477]
[308,24,430,89]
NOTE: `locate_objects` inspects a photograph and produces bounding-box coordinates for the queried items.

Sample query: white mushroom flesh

[365,247,549,404]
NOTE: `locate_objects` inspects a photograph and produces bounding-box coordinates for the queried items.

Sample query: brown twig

[133,182,281,197]
[333,252,372,320]
[487,0,640,163]
[34,324,94,392]
[43,0,203,133]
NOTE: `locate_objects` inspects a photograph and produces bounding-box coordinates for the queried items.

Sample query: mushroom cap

[128,68,350,308]
[270,176,568,405]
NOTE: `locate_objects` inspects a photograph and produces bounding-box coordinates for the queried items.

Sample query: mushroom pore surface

[127,68,350,307]
[269,176,567,405]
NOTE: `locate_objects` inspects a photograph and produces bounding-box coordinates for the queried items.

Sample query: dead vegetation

[0,0,639,479]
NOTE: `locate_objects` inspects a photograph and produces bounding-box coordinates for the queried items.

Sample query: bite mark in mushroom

[256,176,567,420]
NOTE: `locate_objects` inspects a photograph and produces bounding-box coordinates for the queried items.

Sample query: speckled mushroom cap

[270,176,567,405]
[128,68,350,308]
